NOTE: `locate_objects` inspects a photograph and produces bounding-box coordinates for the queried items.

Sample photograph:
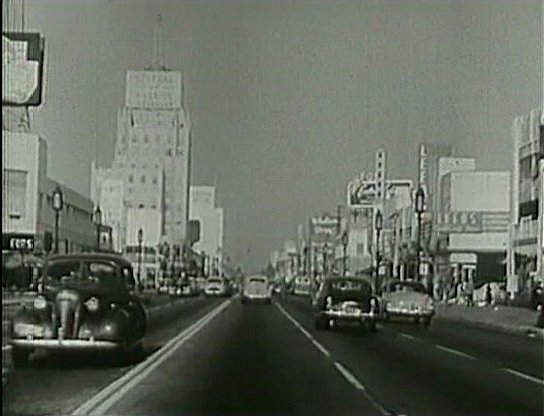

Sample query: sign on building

[434,211,483,233]
[2,32,45,106]
[2,233,35,251]
[311,216,339,246]
[125,70,182,109]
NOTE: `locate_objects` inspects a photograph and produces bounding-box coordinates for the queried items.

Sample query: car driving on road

[204,277,229,297]
[10,253,147,366]
[312,275,380,332]
[381,280,434,326]
[293,275,311,297]
[241,275,272,304]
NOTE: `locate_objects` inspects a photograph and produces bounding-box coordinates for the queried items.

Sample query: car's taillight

[325,296,332,309]
[34,296,47,310]
[85,297,100,312]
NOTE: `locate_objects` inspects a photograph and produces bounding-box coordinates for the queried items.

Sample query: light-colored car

[242,275,272,304]
[382,280,434,326]
[293,276,311,297]
[204,277,228,297]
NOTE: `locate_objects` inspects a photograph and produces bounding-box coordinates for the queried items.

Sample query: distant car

[242,275,272,304]
[381,280,434,326]
[204,277,228,297]
[10,253,147,366]
[293,276,311,297]
[313,276,380,332]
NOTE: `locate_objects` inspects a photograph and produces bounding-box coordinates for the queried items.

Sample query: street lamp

[93,205,102,251]
[137,228,143,290]
[415,187,426,282]
[342,231,349,275]
[52,187,64,253]
[322,243,329,277]
[375,209,383,285]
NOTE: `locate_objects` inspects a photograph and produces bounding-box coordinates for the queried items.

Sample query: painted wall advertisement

[2,32,45,106]
[310,215,339,246]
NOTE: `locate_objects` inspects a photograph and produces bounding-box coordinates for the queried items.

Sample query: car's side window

[123,267,137,291]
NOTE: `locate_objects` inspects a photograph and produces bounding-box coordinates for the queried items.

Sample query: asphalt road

[4,295,543,416]
[2,296,224,416]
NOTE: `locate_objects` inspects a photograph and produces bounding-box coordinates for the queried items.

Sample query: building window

[2,169,27,220]
[152,177,158,185]
[144,135,149,144]
[141,175,146,184]
[128,174,134,183]
[166,149,172,157]
[139,204,145,209]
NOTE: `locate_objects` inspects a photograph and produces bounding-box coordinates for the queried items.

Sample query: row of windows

[128,175,159,185]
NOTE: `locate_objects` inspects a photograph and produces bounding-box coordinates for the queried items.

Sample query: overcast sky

[15,0,543,269]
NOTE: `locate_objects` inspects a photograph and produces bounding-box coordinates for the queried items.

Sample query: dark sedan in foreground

[312,275,380,332]
[10,253,147,366]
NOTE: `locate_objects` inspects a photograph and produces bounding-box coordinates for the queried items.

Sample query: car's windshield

[388,282,426,293]
[208,278,222,284]
[249,277,266,284]
[45,260,119,289]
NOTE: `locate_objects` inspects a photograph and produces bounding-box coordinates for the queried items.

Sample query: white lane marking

[334,361,366,391]
[72,299,231,416]
[435,344,477,361]
[275,302,330,358]
[275,303,393,416]
[503,368,544,386]
[398,333,419,341]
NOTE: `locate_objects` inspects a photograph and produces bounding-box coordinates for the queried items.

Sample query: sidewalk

[435,303,544,339]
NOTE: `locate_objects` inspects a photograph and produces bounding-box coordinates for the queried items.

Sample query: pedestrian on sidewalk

[485,283,493,306]
[464,277,474,307]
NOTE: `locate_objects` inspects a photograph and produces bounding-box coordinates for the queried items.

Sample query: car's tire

[241,297,247,305]
[368,320,378,333]
[422,317,432,327]
[414,316,420,324]
[382,312,390,322]
[12,347,30,368]
[266,298,272,305]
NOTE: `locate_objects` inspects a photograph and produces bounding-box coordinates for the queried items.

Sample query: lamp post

[375,209,383,285]
[415,187,426,282]
[342,231,349,275]
[137,228,143,290]
[52,187,64,253]
[93,205,102,251]
[322,243,329,277]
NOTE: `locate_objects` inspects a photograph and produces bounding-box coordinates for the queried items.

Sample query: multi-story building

[2,131,96,286]
[189,186,224,277]
[92,69,191,253]
[435,170,510,288]
[508,108,543,295]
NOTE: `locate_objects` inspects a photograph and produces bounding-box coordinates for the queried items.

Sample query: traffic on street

[2,0,543,415]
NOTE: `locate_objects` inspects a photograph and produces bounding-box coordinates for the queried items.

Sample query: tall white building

[189,186,224,276]
[91,69,191,252]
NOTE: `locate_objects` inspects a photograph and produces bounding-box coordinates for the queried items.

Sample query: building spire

[152,13,166,70]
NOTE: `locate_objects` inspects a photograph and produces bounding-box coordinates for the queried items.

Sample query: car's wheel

[414,316,420,324]
[422,317,432,327]
[368,320,378,333]
[12,347,30,367]
[241,297,247,305]
[266,298,272,305]
[382,312,390,322]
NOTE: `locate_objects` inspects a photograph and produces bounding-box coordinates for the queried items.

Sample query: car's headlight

[370,298,378,311]
[85,297,100,312]
[325,296,332,308]
[33,296,47,310]
[426,298,434,309]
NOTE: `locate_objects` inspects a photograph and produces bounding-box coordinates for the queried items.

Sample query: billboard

[2,32,45,106]
[347,172,377,208]
[434,211,483,233]
[125,70,182,109]
[310,215,339,246]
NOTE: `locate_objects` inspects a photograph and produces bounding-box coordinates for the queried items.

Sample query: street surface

[3,295,543,416]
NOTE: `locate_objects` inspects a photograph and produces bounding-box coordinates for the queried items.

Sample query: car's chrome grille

[56,290,80,340]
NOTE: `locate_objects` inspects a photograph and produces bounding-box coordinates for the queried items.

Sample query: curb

[436,316,544,340]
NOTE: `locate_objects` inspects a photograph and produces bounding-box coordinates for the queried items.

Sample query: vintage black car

[312,275,380,332]
[10,253,147,366]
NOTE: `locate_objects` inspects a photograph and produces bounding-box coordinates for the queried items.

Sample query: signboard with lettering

[125,70,182,109]
[2,233,35,251]
[311,216,339,246]
[347,173,377,208]
[434,211,483,233]
[2,32,45,106]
